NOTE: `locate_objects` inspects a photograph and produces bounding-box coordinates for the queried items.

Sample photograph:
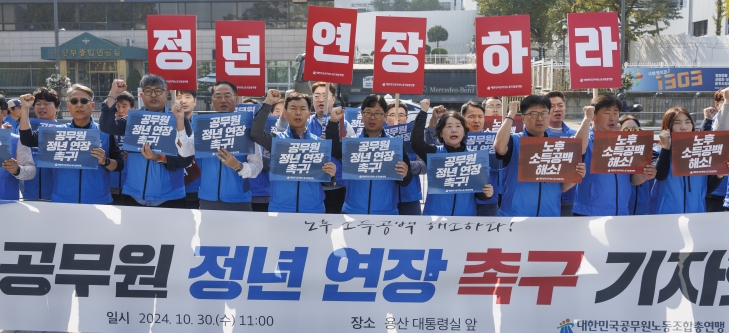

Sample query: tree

[392,0,411,11]
[425,44,432,54]
[371,0,392,11]
[713,0,725,35]
[126,68,142,94]
[476,0,559,53]
[427,25,449,48]
[410,0,442,11]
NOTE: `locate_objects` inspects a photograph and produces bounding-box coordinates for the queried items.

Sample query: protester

[20,87,60,201]
[545,91,578,216]
[175,90,202,209]
[459,100,499,216]
[108,91,134,205]
[247,98,275,213]
[327,94,412,215]
[424,104,448,145]
[99,75,193,208]
[0,130,35,200]
[618,115,652,215]
[411,101,493,216]
[482,97,503,117]
[572,95,656,216]
[0,95,7,119]
[3,99,21,134]
[175,81,262,211]
[703,87,726,212]
[250,90,337,213]
[648,107,724,214]
[386,100,424,215]
[19,84,124,204]
[493,96,586,217]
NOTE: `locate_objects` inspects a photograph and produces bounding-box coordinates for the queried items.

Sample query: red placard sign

[215,20,265,96]
[147,15,197,90]
[372,16,426,95]
[475,15,531,97]
[304,6,358,84]
[590,131,653,174]
[518,137,582,183]
[567,12,622,89]
[671,131,729,176]
[484,116,524,134]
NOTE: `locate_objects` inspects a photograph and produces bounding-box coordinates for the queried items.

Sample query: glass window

[4,24,15,31]
[80,4,106,23]
[185,3,212,22]
[289,3,307,22]
[693,20,707,36]
[24,4,53,24]
[212,3,238,21]
[108,3,133,22]
[158,3,179,15]
[240,2,286,22]
[133,3,158,29]
[2,4,14,24]
[58,4,79,24]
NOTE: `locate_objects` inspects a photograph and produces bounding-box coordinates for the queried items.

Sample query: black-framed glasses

[143,88,165,96]
[525,111,550,119]
[362,111,385,119]
[69,98,90,105]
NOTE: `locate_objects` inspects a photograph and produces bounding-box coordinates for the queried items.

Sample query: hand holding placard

[395,161,408,178]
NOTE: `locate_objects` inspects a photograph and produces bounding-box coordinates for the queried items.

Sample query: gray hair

[67,83,94,99]
[139,74,167,90]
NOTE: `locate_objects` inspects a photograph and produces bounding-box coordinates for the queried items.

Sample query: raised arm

[250,90,280,152]
[494,101,519,156]
[574,106,594,155]
[411,99,438,162]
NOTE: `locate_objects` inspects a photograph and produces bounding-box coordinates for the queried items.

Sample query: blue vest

[23,117,58,200]
[51,121,113,204]
[546,122,578,204]
[648,155,707,214]
[497,133,562,217]
[122,154,185,201]
[628,180,653,215]
[342,131,400,215]
[3,115,19,135]
[308,114,344,186]
[267,128,326,213]
[711,176,727,197]
[398,152,422,203]
[0,135,20,200]
[250,147,270,197]
[109,134,127,191]
[573,130,632,216]
[198,154,252,203]
[423,146,477,216]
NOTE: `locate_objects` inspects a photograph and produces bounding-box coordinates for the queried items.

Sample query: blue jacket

[250,146,270,197]
[3,115,19,135]
[109,134,128,191]
[573,130,632,216]
[423,146,477,216]
[308,114,345,187]
[648,148,707,214]
[398,152,422,203]
[628,181,653,215]
[22,119,59,200]
[267,128,326,213]
[711,177,727,197]
[497,132,562,217]
[198,155,252,203]
[0,135,19,200]
[546,122,578,204]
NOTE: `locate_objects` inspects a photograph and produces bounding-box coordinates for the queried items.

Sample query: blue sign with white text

[266,116,280,134]
[270,138,332,182]
[37,128,101,170]
[235,104,261,113]
[345,107,363,136]
[625,67,729,92]
[122,110,178,155]
[0,129,12,162]
[465,132,499,169]
[29,118,64,131]
[427,150,490,194]
[193,112,255,157]
[384,122,416,157]
[342,137,403,181]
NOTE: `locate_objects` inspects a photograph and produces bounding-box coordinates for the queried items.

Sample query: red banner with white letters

[147,15,197,91]
[567,12,622,89]
[304,6,358,85]
[215,21,266,96]
[475,15,531,97]
[372,16,426,95]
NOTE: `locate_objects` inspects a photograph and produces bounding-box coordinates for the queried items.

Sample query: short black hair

[115,91,136,108]
[214,80,237,95]
[241,98,258,104]
[545,91,565,103]
[591,94,622,113]
[386,101,407,112]
[360,94,387,112]
[33,87,61,108]
[176,90,197,98]
[285,92,312,110]
[0,95,7,111]
[460,100,485,115]
[434,112,469,144]
[520,95,551,114]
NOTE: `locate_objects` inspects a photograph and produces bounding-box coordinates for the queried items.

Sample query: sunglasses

[69,98,91,105]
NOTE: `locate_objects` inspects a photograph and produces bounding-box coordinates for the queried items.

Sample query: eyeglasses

[387,113,407,118]
[486,104,502,109]
[524,111,550,119]
[143,88,165,96]
[69,98,90,105]
[362,111,385,119]
[213,92,235,100]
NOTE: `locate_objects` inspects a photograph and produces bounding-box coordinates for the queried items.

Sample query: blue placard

[344,107,363,136]
[266,116,280,134]
[193,112,255,157]
[342,137,403,180]
[0,129,12,162]
[235,104,261,113]
[427,150,490,194]
[269,138,332,182]
[122,110,178,155]
[625,67,729,92]
[384,122,415,156]
[29,118,64,131]
[465,132,499,170]
[37,128,101,170]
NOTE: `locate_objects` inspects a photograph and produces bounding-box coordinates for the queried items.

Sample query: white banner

[0,201,727,333]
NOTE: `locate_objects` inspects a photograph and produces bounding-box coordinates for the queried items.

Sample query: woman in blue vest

[619,115,653,215]
[648,107,724,214]
[460,100,501,216]
[411,100,493,216]
[0,133,36,200]
[386,101,424,215]
[327,94,412,215]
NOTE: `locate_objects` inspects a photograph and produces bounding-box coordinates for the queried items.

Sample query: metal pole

[54,0,60,74]
[620,0,626,71]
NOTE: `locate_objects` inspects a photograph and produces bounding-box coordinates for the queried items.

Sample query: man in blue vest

[173,89,203,209]
[102,88,135,205]
[572,94,657,216]
[494,95,587,217]
[99,74,194,208]
[0,125,35,200]
[545,91,578,216]
[175,81,262,211]
[2,99,21,134]
[20,87,60,201]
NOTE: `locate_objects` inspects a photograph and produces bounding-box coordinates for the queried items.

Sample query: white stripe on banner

[0,201,727,332]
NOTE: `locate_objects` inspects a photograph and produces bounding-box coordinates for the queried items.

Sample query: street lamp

[561,22,567,64]
[54,0,60,74]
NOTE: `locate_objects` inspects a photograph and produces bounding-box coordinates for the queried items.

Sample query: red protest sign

[590,131,653,174]
[372,16,426,95]
[567,12,621,89]
[484,116,523,134]
[215,20,265,96]
[671,131,729,176]
[304,6,358,85]
[147,15,197,90]
[475,15,531,97]
[518,137,582,183]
